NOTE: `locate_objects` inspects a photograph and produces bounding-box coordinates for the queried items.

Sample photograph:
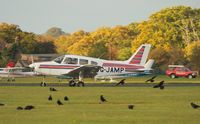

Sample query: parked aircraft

[0,62,36,81]
[29,44,154,86]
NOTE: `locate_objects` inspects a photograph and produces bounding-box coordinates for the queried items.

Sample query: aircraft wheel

[77,81,85,87]
[69,80,76,87]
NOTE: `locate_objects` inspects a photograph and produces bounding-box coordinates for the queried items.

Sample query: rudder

[127,44,151,65]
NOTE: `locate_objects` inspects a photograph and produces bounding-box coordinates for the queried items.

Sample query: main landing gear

[68,71,85,87]
[68,80,85,87]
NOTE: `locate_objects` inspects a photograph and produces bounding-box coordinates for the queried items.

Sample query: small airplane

[29,44,154,86]
[0,62,36,81]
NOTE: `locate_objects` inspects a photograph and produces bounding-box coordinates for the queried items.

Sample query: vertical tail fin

[127,44,151,65]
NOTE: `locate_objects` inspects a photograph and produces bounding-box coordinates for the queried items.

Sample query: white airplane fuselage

[29,44,154,79]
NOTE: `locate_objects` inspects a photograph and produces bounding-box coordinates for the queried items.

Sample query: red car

[165,65,197,79]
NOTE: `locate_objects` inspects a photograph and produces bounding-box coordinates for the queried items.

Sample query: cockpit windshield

[54,56,64,64]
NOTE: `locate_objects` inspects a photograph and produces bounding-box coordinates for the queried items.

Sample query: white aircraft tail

[126,44,151,65]
[144,59,154,70]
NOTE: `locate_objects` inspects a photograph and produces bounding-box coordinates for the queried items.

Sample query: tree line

[0,6,200,72]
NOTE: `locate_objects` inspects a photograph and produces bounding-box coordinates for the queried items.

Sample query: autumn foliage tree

[0,6,200,72]
[54,26,139,60]
[132,6,200,70]
[184,41,200,71]
[132,6,200,51]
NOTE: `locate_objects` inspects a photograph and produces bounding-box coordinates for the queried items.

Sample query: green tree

[35,35,56,53]
[0,23,21,43]
[45,27,67,38]
[0,23,58,66]
[18,32,38,54]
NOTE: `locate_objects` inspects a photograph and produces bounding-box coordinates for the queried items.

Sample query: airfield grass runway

[0,76,200,124]
[0,86,200,124]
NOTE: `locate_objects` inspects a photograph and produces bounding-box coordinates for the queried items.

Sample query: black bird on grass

[50,87,57,91]
[24,105,35,110]
[191,102,200,109]
[116,79,126,86]
[100,95,107,103]
[16,106,23,110]
[153,80,165,89]
[48,95,52,101]
[0,103,5,106]
[145,76,157,83]
[57,99,63,105]
[64,96,69,101]
[128,105,134,110]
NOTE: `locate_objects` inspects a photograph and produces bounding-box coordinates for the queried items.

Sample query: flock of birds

[0,75,200,110]
[45,88,136,109]
[47,93,69,106]
[116,76,164,89]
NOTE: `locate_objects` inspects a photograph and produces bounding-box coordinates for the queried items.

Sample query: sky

[0,0,199,34]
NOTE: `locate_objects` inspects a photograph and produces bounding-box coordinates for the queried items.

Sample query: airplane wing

[62,65,101,78]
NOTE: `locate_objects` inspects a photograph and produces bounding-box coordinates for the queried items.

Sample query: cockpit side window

[54,56,64,64]
[63,57,78,64]
[80,59,88,65]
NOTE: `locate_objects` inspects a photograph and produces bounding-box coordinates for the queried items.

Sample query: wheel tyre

[77,81,85,87]
[170,74,176,79]
[188,74,193,79]
[69,80,76,87]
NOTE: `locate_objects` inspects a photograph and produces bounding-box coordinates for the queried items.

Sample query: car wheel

[77,81,85,87]
[188,74,193,79]
[170,74,176,79]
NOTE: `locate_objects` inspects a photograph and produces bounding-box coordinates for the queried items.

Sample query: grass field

[0,75,200,84]
[0,86,200,124]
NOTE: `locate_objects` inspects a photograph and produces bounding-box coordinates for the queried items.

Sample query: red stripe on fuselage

[103,63,143,69]
[39,65,79,69]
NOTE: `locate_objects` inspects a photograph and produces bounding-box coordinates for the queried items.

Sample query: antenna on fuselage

[98,53,106,59]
